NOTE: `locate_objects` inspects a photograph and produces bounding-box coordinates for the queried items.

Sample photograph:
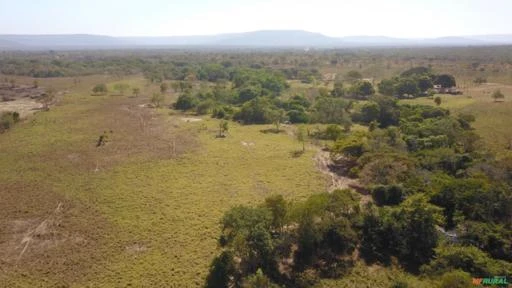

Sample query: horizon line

[1,30,512,39]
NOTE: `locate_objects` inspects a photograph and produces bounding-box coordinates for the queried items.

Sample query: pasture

[1,46,511,287]
[0,76,327,287]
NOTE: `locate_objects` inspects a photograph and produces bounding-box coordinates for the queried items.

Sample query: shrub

[294,269,320,288]
[421,245,512,277]
[391,280,409,288]
[0,111,20,133]
[175,94,198,111]
[212,107,226,119]
[233,97,273,124]
[331,132,368,159]
[371,185,404,206]
[196,100,214,115]
[287,110,309,124]
[151,93,165,108]
[473,77,487,84]
[92,83,108,94]
[439,270,472,288]
[324,124,344,141]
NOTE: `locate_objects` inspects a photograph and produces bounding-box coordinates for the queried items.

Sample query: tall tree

[435,74,457,88]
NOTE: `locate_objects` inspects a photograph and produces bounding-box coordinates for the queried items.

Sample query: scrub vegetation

[0,46,511,287]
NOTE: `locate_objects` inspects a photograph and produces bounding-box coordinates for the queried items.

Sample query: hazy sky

[0,0,510,37]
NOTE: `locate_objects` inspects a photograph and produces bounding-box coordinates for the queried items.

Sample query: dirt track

[314,150,372,204]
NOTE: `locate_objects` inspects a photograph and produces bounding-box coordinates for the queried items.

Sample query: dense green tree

[377,79,396,96]
[371,185,404,206]
[394,78,419,97]
[431,178,511,227]
[243,269,281,288]
[175,93,198,111]
[345,70,363,82]
[234,97,274,124]
[198,63,229,82]
[196,99,215,115]
[286,95,311,109]
[331,81,345,97]
[417,75,434,92]
[459,221,512,261]
[359,102,381,124]
[220,206,273,245]
[434,74,456,88]
[238,85,263,103]
[349,80,375,99]
[287,110,309,124]
[400,66,431,78]
[323,124,344,141]
[264,195,287,231]
[92,83,108,94]
[434,96,442,106]
[359,154,415,185]
[360,210,389,263]
[362,195,440,269]
[439,270,473,288]
[219,206,278,278]
[205,251,237,288]
[291,190,360,268]
[421,245,512,276]
[311,97,352,125]
[331,131,368,159]
[371,96,400,128]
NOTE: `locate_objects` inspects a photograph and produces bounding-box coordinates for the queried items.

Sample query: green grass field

[400,83,512,158]
[0,77,329,287]
[1,75,509,287]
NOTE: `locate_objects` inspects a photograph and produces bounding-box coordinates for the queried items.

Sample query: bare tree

[151,93,165,108]
[40,87,56,111]
[296,125,306,152]
[132,87,141,97]
[218,120,229,138]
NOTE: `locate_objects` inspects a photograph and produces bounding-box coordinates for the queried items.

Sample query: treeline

[170,67,460,131]
[2,46,512,79]
[206,101,512,287]
[378,66,457,98]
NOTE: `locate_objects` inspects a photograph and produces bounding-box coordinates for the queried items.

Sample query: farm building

[433,84,462,95]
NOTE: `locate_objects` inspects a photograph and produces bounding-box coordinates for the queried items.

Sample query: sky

[0,0,511,38]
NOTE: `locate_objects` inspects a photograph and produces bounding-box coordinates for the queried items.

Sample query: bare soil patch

[314,150,372,205]
[0,83,58,118]
[181,117,203,122]
[37,96,199,173]
[0,181,109,285]
[0,98,43,118]
[0,85,199,285]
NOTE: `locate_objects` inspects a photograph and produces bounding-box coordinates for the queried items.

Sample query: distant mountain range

[1,30,512,50]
